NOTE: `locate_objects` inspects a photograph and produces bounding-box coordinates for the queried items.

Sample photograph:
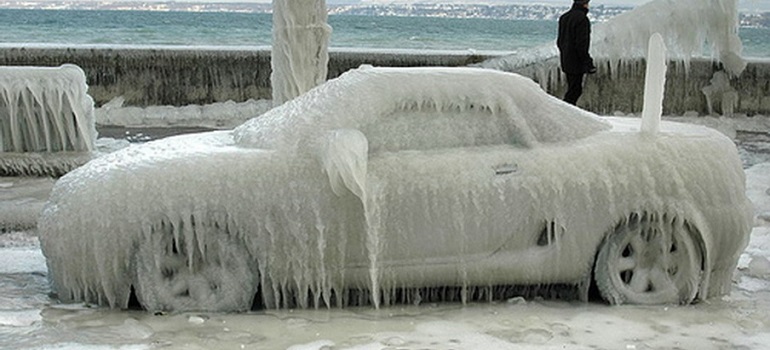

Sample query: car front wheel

[594,214,703,305]
[133,221,259,312]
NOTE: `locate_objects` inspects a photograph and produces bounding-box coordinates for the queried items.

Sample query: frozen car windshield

[234,66,610,152]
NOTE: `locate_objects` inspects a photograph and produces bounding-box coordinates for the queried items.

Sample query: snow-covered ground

[0,110,768,349]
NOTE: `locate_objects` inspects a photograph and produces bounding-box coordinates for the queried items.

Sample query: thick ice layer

[271,0,331,106]
[38,67,753,312]
[0,64,96,153]
[234,66,609,152]
[0,64,96,175]
[701,70,739,117]
[477,0,746,93]
[593,0,745,77]
[95,97,272,129]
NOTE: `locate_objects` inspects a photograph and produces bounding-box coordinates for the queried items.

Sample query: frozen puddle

[1,294,768,349]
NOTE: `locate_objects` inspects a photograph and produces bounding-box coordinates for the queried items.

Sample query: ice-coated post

[270,0,332,107]
[640,33,667,136]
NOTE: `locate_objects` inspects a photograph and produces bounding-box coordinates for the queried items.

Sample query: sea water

[1,8,769,57]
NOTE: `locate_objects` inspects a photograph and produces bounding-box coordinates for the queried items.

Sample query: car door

[356,108,542,268]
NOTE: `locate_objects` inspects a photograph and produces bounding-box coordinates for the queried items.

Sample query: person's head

[574,0,590,8]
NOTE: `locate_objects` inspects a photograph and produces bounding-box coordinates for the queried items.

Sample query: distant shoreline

[0,3,767,27]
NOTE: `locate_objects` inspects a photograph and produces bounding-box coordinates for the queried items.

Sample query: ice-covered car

[38,66,753,312]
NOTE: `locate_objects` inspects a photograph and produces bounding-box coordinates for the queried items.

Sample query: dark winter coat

[557,4,596,75]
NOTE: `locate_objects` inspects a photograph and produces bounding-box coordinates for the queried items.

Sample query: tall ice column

[271,0,332,106]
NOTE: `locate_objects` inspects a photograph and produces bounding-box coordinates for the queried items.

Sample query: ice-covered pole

[271,0,332,106]
[641,33,667,136]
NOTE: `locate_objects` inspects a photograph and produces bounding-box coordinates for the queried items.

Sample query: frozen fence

[0,64,97,176]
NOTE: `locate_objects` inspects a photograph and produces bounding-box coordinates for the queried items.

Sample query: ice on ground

[745,162,770,222]
[0,177,56,231]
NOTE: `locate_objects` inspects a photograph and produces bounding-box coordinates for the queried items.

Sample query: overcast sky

[25,0,770,12]
[338,0,770,11]
[189,0,770,12]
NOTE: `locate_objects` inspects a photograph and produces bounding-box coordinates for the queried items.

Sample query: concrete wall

[1,46,768,116]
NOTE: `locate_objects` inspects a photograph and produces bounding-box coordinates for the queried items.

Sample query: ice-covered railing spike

[641,33,667,136]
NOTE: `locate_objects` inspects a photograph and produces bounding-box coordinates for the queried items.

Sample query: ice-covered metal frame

[38,66,753,312]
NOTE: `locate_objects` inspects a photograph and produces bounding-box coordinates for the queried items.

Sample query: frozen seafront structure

[592,0,745,76]
[0,64,96,176]
[477,0,746,108]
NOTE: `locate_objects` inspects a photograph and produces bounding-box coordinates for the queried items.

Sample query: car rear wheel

[133,222,259,312]
[594,214,702,305]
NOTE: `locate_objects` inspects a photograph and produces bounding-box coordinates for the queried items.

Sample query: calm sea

[1,8,769,57]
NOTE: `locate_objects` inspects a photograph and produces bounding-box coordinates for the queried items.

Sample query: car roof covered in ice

[233,66,610,152]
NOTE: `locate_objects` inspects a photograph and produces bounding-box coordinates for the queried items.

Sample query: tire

[594,214,703,305]
[133,222,259,312]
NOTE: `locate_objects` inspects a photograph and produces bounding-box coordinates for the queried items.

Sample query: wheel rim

[599,217,702,305]
[134,222,259,312]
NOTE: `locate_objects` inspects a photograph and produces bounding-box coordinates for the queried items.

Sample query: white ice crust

[477,0,746,85]
[38,66,753,312]
[640,33,667,136]
[271,0,331,106]
[0,64,97,175]
[593,0,745,76]
[0,64,96,153]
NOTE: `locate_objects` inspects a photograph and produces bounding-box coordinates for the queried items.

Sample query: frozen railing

[0,64,96,176]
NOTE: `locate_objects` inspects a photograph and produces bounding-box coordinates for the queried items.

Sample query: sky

[96,0,769,13]
[341,0,770,11]
[20,0,769,12]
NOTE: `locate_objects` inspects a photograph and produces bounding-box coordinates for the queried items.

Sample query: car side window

[359,106,526,154]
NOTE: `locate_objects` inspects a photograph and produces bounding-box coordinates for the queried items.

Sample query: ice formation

[701,70,739,117]
[640,33,667,136]
[477,0,746,93]
[0,64,96,176]
[37,66,752,312]
[592,0,745,76]
[271,0,331,106]
[95,97,272,129]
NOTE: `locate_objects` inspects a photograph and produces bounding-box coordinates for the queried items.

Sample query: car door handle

[493,163,518,175]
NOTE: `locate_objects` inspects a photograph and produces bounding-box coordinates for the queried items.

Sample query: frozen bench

[0,64,96,176]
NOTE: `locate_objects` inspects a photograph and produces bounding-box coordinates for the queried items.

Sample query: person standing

[557,0,597,105]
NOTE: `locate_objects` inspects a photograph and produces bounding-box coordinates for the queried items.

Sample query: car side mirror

[318,129,368,199]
